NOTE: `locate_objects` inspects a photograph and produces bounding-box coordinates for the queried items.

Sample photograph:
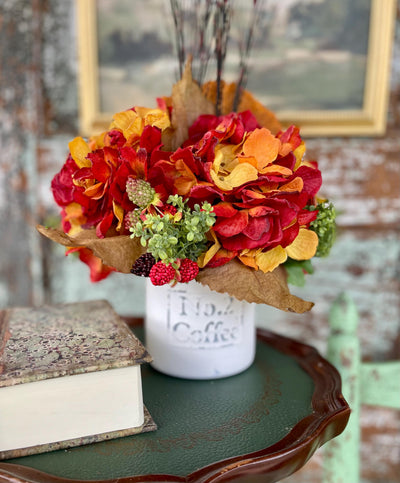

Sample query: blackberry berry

[131,253,156,277]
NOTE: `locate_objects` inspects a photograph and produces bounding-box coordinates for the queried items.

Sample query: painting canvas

[78,0,395,136]
[96,0,175,113]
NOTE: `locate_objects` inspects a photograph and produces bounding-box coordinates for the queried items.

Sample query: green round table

[0,326,350,483]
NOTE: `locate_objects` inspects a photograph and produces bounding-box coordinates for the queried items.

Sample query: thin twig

[233,0,264,111]
[196,0,214,85]
[214,1,232,116]
[170,0,186,79]
[170,0,215,85]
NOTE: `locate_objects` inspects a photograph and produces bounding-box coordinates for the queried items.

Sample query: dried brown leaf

[202,81,282,134]
[162,65,282,150]
[196,259,313,313]
[167,59,215,150]
[37,225,145,274]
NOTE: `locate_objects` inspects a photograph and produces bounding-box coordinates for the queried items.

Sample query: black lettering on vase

[178,295,188,316]
[168,291,244,348]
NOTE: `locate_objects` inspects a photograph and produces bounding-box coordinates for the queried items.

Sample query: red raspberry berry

[178,258,199,283]
[149,262,176,286]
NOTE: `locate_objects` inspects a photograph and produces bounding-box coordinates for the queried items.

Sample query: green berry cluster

[285,200,336,286]
[125,210,141,229]
[126,178,156,208]
[308,201,336,258]
[129,195,216,266]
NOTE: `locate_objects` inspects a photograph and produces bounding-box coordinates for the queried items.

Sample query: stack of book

[0,300,156,460]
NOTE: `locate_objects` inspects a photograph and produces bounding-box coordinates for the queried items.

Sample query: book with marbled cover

[0,300,156,460]
[0,300,152,388]
[0,312,11,374]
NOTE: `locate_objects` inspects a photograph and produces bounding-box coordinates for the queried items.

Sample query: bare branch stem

[233,0,263,111]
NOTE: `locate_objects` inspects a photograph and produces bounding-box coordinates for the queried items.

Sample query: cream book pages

[0,300,155,460]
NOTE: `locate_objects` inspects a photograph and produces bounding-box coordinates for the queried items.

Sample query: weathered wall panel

[0,1,42,306]
[306,130,400,228]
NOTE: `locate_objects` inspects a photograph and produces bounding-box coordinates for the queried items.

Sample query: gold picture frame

[76,0,396,138]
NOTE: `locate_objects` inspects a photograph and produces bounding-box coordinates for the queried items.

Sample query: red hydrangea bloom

[51,118,170,238]
[151,111,321,271]
[50,107,172,279]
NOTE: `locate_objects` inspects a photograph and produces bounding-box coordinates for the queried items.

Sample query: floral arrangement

[38,61,335,313]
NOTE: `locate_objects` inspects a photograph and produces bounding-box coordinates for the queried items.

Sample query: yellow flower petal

[173,159,197,195]
[296,159,316,171]
[240,248,260,257]
[84,182,106,200]
[238,155,258,170]
[64,203,86,236]
[136,107,171,131]
[210,162,258,191]
[197,229,221,268]
[214,144,240,171]
[64,202,84,220]
[241,128,281,172]
[262,164,293,176]
[89,132,106,150]
[111,110,137,130]
[68,137,91,168]
[279,176,304,193]
[212,147,224,172]
[113,201,125,232]
[239,248,262,270]
[255,246,288,273]
[285,229,318,260]
[66,224,83,237]
[111,110,143,141]
[293,142,306,169]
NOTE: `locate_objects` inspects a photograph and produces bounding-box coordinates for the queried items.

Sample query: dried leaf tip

[182,55,194,83]
[169,56,214,150]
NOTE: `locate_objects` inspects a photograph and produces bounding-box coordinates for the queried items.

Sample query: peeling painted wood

[306,130,400,228]
[360,362,400,408]
[0,1,42,306]
[323,295,400,483]
[323,294,361,483]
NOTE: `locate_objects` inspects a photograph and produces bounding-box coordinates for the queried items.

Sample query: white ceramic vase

[145,279,255,379]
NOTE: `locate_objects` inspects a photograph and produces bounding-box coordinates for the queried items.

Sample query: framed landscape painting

[77,0,396,137]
